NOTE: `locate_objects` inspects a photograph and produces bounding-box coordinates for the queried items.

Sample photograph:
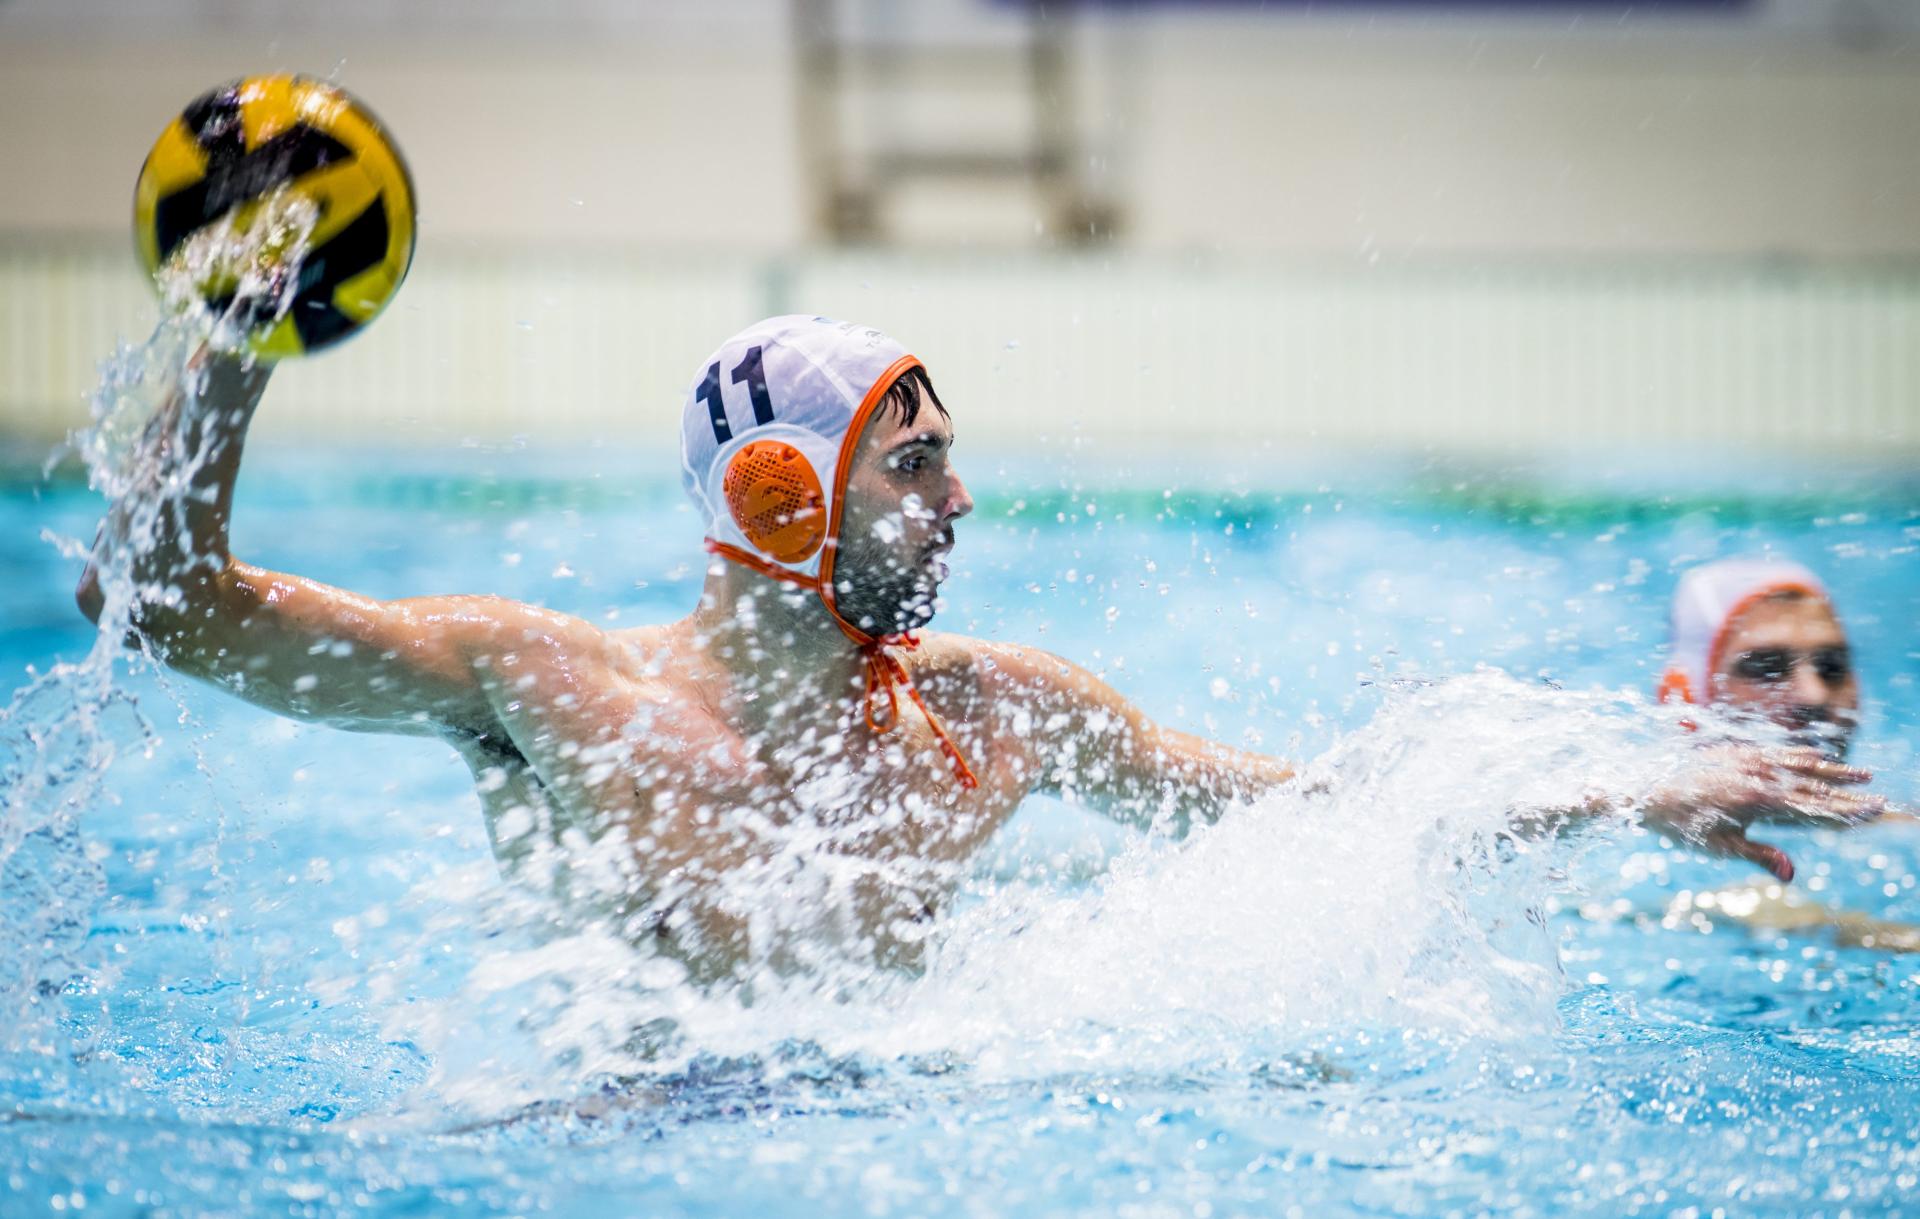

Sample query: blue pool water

[3,446,1918,1218]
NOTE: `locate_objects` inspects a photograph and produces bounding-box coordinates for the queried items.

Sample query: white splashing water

[0,192,315,1048]
[719,673,1683,1068]
[373,670,1700,1119]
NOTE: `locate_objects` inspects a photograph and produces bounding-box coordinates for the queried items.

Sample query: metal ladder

[792,0,1119,245]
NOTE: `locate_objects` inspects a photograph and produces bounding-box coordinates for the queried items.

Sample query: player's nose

[942,467,974,522]
[1788,661,1831,708]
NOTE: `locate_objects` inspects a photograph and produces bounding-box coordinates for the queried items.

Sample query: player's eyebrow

[886,430,950,455]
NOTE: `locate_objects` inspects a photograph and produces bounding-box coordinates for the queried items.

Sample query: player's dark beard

[832,531,939,636]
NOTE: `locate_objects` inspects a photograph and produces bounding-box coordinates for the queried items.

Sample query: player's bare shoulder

[906,631,1001,700]
[438,597,650,727]
[963,638,1081,702]
[434,595,616,657]
[449,607,718,799]
[908,634,1047,753]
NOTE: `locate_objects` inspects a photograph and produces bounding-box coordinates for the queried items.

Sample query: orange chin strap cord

[705,538,979,791]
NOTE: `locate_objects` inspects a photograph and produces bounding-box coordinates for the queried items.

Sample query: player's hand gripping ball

[133,76,416,360]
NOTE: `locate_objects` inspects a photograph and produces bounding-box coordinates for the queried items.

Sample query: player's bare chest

[628,719,1003,860]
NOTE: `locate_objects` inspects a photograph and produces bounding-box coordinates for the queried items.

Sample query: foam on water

[0,193,313,1058]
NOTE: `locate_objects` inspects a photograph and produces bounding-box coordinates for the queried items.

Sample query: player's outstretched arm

[1514,745,1890,883]
[1634,746,1887,882]
[74,347,514,736]
[981,643,1296,832]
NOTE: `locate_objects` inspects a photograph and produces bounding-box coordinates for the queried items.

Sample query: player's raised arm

[981,643,1297,832]
[72,77,513,736]
[75,348,506,736]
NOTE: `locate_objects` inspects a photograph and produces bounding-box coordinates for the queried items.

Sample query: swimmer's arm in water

[1523,746,1889,883]
[1637,747,1889,882]
[981,644,1295,832]
[73,348,587,738]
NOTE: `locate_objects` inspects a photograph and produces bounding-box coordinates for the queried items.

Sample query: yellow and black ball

[133,76,416,360]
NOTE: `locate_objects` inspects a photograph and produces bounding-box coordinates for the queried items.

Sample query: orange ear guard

[723,440,827,565]
[1655,668,1694,705]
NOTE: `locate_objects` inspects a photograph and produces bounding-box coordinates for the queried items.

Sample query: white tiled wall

[4,239,1915,456]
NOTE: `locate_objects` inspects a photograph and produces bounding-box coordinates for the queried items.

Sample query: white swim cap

[1657,557,1830,705]
[679,314,921,582]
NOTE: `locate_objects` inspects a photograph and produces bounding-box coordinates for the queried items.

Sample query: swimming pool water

[3,448,1918,1218]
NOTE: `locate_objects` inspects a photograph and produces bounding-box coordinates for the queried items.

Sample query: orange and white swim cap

[1656,557,1829,705]
[679,314,921,582]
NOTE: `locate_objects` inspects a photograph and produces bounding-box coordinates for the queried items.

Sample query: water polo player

[1639,556,1916,944]
[1630,557,1889,881]
[1656,557,1859,757]
[80,316,1302,978]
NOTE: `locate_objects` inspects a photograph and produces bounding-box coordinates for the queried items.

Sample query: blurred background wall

[1,0,1916,455]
